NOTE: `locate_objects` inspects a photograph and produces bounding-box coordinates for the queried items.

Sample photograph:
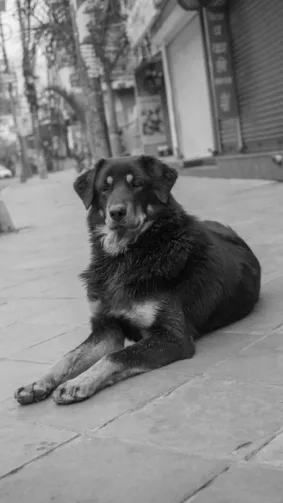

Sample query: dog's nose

[109,204,127,222]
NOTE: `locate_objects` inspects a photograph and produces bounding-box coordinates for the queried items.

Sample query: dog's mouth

[107,220,144,233]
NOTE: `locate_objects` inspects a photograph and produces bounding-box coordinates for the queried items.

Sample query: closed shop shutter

[167,14,214,159]
[219,118,238,154]
[228,0,283,152]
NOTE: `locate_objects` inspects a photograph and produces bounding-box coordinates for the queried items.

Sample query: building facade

[128,0,283,179]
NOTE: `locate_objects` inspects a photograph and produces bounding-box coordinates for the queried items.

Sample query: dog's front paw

[15,381,52,405]
[53,381,90,405]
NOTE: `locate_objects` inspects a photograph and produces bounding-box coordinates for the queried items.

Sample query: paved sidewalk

[1,170,283,502]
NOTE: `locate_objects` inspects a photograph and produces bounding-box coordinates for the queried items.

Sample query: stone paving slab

[0,415,77,479]
[93,377,283,461]
[0,298,60,329]
[0,297,88,332]
[0,275,85,300]
[206,327,283,386]
[9,324,89,363]
[189,463,283,503]
[0,322,76,358]
[0,435,228,503]
[21,303,86,329]
[180,329,264,375]
[220,277,283,334]
[253,432,283,468]
[1,171,283,500]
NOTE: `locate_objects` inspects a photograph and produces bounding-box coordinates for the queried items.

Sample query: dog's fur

[15,155,261,405]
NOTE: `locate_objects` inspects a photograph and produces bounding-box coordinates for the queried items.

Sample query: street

[1,169,283,502]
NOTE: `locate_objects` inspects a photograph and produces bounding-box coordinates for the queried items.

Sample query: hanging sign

[204,6,238,119]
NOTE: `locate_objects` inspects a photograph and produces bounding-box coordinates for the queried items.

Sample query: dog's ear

[73,158,105,209]
[139,155,178,204]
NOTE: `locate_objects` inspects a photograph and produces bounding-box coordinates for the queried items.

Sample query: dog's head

[74,155,178,253]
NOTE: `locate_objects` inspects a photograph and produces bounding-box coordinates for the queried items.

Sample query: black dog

[15,155,261,405]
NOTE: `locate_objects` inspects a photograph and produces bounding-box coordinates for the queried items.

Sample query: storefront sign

[127,0,159,47]
[138,95,166,146]
[204,7,238,119]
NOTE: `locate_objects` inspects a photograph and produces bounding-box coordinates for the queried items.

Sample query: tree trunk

[18,135,32,182]
[104,76,123,157]
[86,76,111,160]
[32,111,48,179]
[69,2,111,161]
[0,12,31,183]
[8,84,31,183]
[0,199,15,234]
[92,76,111,157]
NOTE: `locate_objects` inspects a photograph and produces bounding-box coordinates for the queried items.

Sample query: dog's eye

[102,186,110,193]
[132,180,143,189]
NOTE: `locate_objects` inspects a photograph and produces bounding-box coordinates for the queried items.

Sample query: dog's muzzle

[108,204,127,223]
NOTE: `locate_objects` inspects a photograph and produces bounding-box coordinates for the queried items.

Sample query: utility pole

[0,12,31,182]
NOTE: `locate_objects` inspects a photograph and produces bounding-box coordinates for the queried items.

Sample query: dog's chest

[111,300,158,328]
[89,296,159,329]
[87,252,159,329]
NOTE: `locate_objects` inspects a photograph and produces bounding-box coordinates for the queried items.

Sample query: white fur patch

[126,174,133,184]
[146,204,154,215]
[98,226,127,255]
[88,299,101,318]
[106,176,113,185]
[96,219,152,256]
[114,301,159,329]
[124,338,135,348]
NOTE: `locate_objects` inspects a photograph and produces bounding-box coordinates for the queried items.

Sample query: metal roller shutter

[228,0,283,152]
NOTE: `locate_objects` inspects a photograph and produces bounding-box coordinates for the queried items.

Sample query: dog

[15,155,261,405]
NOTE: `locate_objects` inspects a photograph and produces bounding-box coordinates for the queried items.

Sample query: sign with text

[204,7,238,120]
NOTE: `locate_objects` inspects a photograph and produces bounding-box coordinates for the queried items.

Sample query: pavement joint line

[91,375,203,435]
[228,184,276,196]
[91,373,283,442]
[270,322,283,332]
[4,324,88,358]
[4,406,86,436]
[0,321,18,330]
[261,275,283,287]
[200,375,283,390]
[0,433,81,482]
[4,358,52,365]
[199,327,283,377]
[181,465,231,503]
[0,273,62,291]
[244,427,283,462]
[87,430,233,464]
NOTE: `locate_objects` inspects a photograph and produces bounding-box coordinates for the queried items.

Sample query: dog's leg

[15,316,124,405]
[53,324,195,405]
